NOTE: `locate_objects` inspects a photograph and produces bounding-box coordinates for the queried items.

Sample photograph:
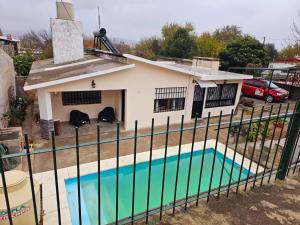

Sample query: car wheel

[266,95,274,103]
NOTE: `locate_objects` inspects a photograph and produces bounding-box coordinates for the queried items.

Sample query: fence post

[276,101,300,180]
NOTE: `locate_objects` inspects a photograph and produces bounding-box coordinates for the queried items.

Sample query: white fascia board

[200,74,253,80]
[24,64,135,91]
[195,80,218,88]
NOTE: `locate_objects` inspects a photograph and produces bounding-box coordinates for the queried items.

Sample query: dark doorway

[192,85,205,118]
[121,90,125,122]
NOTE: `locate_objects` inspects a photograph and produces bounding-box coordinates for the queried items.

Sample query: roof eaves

[24,64,135,91]
[200,74,253,80]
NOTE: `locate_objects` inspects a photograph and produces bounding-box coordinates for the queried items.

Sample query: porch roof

[24,57,135,90]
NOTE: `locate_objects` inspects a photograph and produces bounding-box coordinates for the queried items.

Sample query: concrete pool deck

[32,139,264,225]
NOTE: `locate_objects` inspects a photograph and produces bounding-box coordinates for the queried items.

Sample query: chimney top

[56,0,74,20]
[56,0,72,3]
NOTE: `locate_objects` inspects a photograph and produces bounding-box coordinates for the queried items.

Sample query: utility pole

[98,6,101,30]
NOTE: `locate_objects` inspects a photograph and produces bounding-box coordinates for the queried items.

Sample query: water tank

[56,0,74,20]
[0,170,41,225]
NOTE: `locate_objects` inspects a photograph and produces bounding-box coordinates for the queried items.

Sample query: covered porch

[37,88,126,139]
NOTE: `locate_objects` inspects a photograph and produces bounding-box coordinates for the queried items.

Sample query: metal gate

[192,85,205,118]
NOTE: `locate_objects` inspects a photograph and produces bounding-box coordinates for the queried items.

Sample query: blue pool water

[65,148,251,225]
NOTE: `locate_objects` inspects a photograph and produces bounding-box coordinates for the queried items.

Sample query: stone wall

[40,119,54,139]
[0,127,23,169]
[0,45,15,56]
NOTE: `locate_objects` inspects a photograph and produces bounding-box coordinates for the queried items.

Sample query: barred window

[205,84,238,108]
[154,87,187,113]
[62,91,101,105]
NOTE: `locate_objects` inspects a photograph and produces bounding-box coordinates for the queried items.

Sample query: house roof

[273,56,300,63]
[25,53,252,91]
[124,54,252,81]
[0,35,20,43]
[24,57,135,90]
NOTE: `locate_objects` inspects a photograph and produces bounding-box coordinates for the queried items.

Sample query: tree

[265,43,278,61]
[278,10,300,59]
[134,37,161,60]
[20,30,53,59]
[219,35,268,70]
[213,25,242,43]
[292,10,300,41]
[83,37,94,49]
[20,30,44,49]
[13,53,35,76]
[161,22,196,57]
[38,30,53,59]
[113,41,132,54]
[196,32,224,58]
[279,42,300,58]
[0,28,3,36]
[167,28,197,58]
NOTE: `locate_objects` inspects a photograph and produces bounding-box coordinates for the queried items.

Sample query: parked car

[242,79,289,103]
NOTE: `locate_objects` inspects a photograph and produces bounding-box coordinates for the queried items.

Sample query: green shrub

[9,96,28,126]
[247,122,259,141]
[13,53,35,76]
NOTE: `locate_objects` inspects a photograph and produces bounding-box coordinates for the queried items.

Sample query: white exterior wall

[42,60,242,130]
[0,48,15,117]
[51,90,122,122]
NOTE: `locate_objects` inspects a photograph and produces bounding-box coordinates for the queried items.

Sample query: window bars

[62,91,101,105]
[205,83,238,108]
[154,87,187,113]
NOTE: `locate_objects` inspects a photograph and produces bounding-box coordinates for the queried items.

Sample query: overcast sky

[0,0,299,49]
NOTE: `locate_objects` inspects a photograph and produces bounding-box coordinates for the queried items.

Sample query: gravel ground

[138,172,300,225]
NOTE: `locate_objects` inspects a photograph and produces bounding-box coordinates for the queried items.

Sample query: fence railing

[229,67,300,98]
[1,102,300,225]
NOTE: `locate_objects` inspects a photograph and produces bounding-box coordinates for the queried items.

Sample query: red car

[242,79,289,103]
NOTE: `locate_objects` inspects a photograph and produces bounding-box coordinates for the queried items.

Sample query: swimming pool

[65,147,251,225]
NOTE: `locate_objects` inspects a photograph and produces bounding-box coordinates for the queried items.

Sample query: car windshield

[264,81,279,89]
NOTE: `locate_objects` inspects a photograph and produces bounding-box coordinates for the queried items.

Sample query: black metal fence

[1,102,300,225]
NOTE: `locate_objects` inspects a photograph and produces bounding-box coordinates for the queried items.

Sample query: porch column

[37,89,54,139]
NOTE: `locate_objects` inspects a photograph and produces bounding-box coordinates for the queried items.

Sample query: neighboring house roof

[0,36,20,43]
[24,58,135,90]
[273,57,300,63]
[124,54,252,81]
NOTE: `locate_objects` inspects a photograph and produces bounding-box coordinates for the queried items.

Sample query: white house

[23,0,252,139]
[24,52,252,139]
